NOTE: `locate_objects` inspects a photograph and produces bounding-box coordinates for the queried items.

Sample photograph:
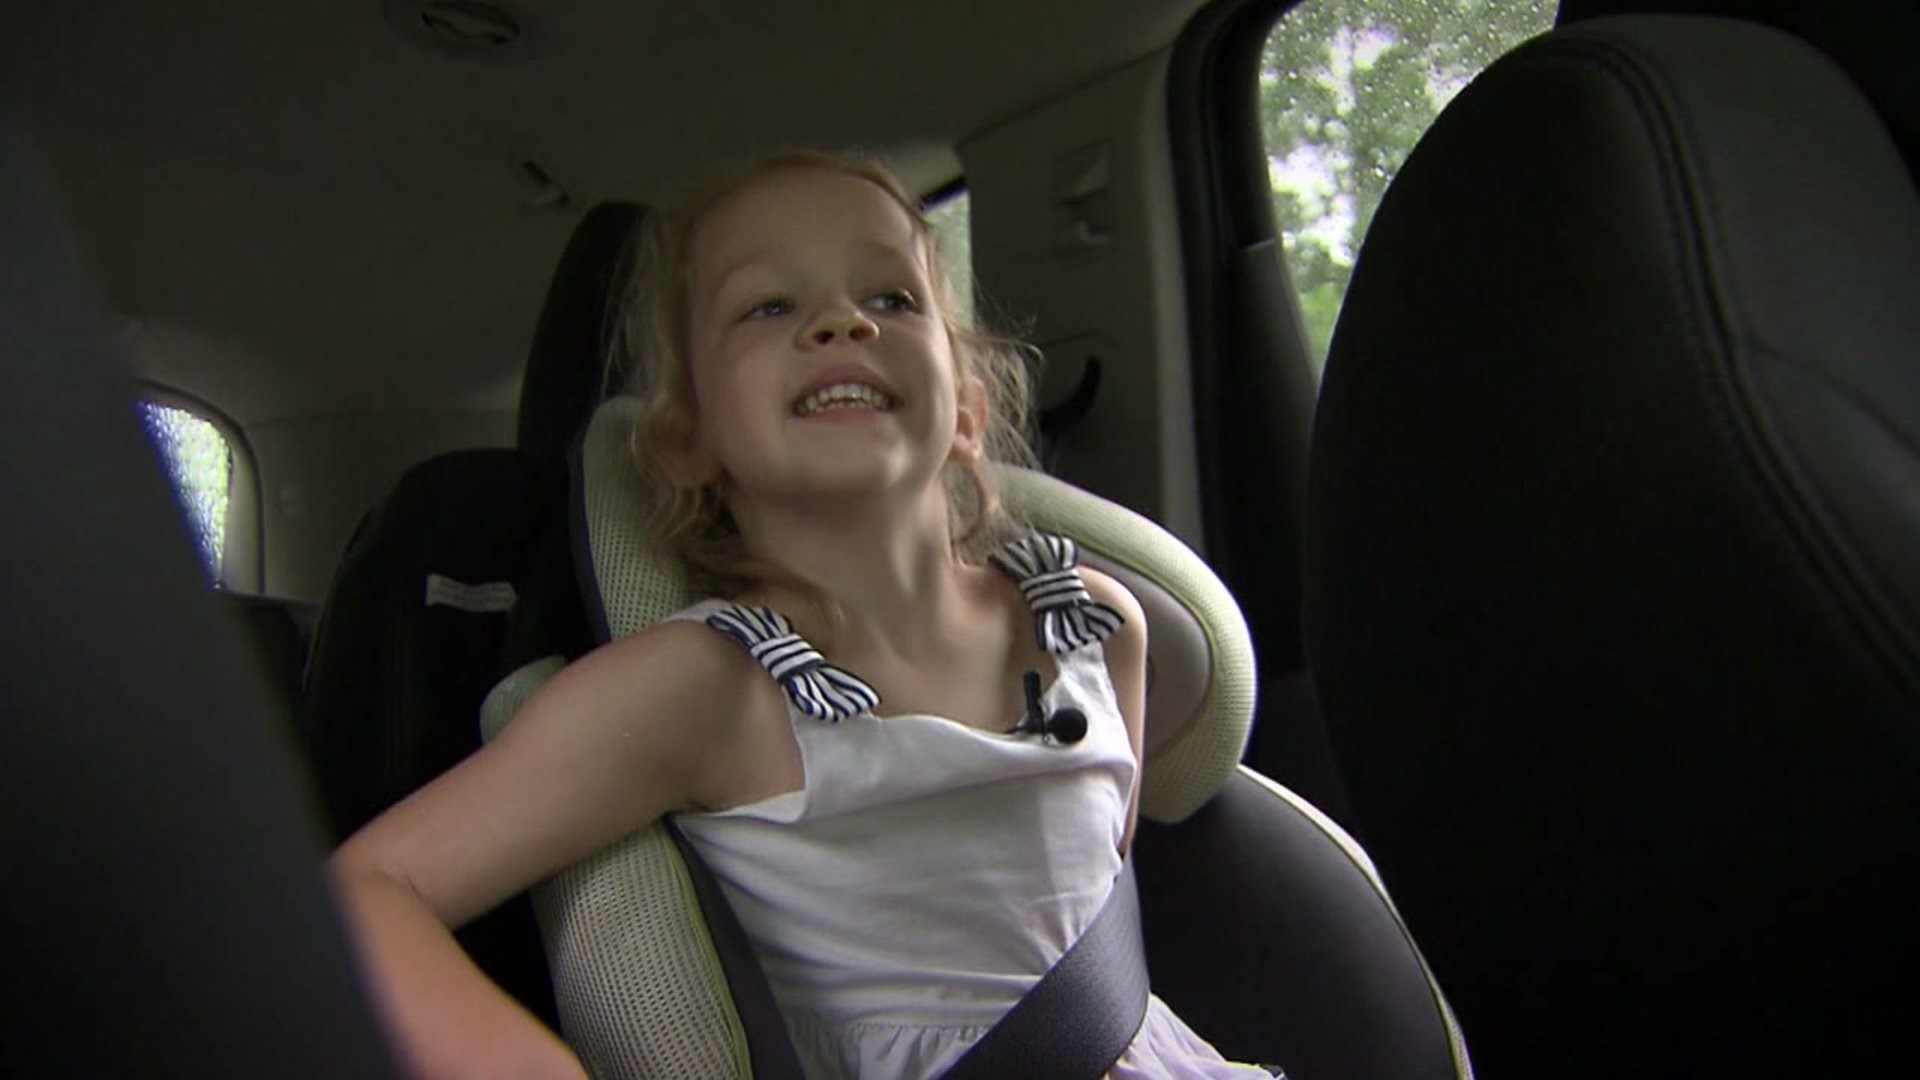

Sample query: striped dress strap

[987,533,1126,656]
[704,604,881,722]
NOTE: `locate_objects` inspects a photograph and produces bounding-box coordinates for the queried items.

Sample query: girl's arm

[1081,568,1149,856]
[328,620,764,1079]
[330,868,582,1080]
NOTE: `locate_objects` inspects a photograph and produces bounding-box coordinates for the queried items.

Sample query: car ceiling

[1,0,1204,427]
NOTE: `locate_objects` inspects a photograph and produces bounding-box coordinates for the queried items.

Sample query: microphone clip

[1012,670,1087,745]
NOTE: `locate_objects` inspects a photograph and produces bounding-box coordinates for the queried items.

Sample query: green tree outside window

[1262,0,1556,365]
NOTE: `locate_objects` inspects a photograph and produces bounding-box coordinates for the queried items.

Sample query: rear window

[1260,0,1557,366]
[139,400,233,580]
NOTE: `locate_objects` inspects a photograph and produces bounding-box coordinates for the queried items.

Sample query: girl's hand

[331,866,588,1080]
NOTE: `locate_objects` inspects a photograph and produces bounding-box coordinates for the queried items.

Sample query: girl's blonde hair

[616,149,1037,616]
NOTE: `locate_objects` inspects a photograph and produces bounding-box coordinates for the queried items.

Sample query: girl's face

[674,167,985,512]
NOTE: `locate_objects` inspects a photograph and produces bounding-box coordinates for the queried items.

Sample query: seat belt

[665,817,1150,1080]
[941,862,1150,1080]
[663,819,809,1080]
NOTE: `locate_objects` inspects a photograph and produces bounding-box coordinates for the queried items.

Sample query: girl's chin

[740,462,945,506]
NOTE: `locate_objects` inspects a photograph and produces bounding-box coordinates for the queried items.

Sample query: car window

[924,186,974,323]
[1261,0,1557,367]
[138,400,233,581]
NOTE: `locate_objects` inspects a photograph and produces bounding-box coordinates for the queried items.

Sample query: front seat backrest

[1,114,396,1080]
[298,200,646,1025]
[1306,15,1919,1076]
[302,200,643,840]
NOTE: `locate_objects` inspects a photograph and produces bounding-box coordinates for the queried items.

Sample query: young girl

[330,151,1274,1079]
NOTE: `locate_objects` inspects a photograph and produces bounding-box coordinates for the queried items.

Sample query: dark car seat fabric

[0,117,397,1080]
[518,201,645,462]
[1306,16,1919,1077]
[1558,0,1920,178]
[1133,771,1465,1079]
[300,450,569,840]
[301,200,642,840]
[218,591,317,720]
[297,201,645,1025]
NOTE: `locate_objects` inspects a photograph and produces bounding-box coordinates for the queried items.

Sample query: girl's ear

[950,374,989,461]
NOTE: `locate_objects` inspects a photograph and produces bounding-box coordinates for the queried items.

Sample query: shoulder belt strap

[662,819,809,1079]
[665,820,1150,1080]
[941,862,1151,1080]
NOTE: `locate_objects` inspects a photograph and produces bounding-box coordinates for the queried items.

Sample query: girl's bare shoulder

[568,616,760,699]
[553,616,798,812]
[1077,565,1148,651]
[549,616,781,749]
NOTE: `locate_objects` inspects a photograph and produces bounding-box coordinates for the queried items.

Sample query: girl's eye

[741,296,793,321]
[867,289,920,314]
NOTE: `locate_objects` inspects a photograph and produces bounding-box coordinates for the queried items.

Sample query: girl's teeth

[796,383,890,415]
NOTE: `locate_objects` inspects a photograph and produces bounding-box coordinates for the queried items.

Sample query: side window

[1260,0,1556,366]
[924,186,974,323]
[139,400,233,581]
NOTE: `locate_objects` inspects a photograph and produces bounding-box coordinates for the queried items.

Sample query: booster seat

[480,397,1475,1079]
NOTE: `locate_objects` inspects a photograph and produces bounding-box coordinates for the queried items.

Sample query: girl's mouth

[792,382,897,416]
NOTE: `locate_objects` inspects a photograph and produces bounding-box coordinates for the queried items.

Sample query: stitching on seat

[1515,30,1920,706]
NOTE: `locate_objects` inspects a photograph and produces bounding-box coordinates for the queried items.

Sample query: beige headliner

[3,0,1202,426]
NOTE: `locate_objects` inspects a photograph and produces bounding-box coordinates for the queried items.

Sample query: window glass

[1261,0,1556,365]
[924,188,974,323]
[138,400,233,580]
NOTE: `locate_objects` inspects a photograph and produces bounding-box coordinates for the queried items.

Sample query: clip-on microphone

[1011,670,1087,745]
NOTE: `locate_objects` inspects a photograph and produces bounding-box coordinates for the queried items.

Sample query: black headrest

[1306,14,1918,1074]
[516,200,647,460]
[1558,0,1920,177]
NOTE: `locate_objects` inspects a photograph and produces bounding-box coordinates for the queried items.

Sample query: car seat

[1305,15,1919,1076]
[216,590,317,719]
[298,199,646,1024]
[478,397,1476,1078]
[0,113,397,1079]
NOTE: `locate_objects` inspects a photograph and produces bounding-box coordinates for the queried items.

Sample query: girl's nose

[804,303,878,347]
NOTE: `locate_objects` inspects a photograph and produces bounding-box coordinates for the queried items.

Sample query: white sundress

[669,534,1277,1080]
